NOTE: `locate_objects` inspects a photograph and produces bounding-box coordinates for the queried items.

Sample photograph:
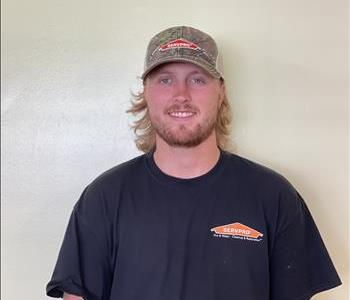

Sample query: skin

[63,292,83,300]
[63,62,225,299]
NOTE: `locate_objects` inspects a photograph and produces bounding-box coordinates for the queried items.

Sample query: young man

[46,26,341,300]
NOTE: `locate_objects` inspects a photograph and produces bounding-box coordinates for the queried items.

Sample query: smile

[168,111,196,118]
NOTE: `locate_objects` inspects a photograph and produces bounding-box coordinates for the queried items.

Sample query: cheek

[144,93,165,119]
[145,87,169,109]
[196,91,221,113]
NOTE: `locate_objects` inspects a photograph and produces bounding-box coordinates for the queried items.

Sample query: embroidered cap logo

[159,38,201,51]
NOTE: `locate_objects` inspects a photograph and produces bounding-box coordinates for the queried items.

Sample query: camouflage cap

[141,26,223,79]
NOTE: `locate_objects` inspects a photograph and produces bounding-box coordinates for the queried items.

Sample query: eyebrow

[154,70,207,76]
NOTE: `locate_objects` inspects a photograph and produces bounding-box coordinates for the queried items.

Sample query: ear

[143,80,149,103]
[218,79,226,106]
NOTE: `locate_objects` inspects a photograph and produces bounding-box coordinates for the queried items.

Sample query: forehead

[148,62,213,77]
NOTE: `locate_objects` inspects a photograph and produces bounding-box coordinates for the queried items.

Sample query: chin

[162,129,214,148]
[153,118,217,148]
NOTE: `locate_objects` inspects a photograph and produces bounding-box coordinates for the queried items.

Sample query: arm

[46,184,113,299]
[63,292,84,300]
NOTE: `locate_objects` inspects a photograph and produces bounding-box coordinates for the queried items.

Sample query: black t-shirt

[46,151,341,300]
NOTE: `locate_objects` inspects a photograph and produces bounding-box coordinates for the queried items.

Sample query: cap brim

[141,57,222,80]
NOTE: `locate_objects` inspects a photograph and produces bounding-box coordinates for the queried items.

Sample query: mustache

[165,103,199,113]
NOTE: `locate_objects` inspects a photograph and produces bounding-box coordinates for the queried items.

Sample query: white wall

[2,0,348,299]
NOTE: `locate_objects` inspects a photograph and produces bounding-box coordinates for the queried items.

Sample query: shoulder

[73,154,147,216]
[223,151,302,223]
[223,151,295,193]
[87,153,146,191]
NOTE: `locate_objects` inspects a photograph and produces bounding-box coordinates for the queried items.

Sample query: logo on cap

[211,222,263,242]
[159,38,201,51]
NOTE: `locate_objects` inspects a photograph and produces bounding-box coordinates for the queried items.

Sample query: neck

[153,133,221,179]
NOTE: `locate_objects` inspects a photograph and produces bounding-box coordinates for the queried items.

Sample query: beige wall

[2,0,348,299]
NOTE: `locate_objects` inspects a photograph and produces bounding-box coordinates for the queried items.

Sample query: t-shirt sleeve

[46,184,113,300]
[269,183,342,300]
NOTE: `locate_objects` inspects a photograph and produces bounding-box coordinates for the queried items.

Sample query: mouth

[168,111,197,118]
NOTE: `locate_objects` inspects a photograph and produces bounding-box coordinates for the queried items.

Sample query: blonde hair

[127,82,233,153]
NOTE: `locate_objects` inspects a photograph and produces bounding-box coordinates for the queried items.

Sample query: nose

[173,81,191,103]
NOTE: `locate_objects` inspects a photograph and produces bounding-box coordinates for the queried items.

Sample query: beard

[149,103,219,148]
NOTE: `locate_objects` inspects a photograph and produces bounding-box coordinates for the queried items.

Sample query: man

[46,26,341,300]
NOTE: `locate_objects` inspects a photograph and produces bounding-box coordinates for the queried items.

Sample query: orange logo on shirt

[211,222,263,241]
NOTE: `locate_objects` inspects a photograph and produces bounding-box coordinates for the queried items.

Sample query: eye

[190,77,206,84]
[159,77,172,85]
